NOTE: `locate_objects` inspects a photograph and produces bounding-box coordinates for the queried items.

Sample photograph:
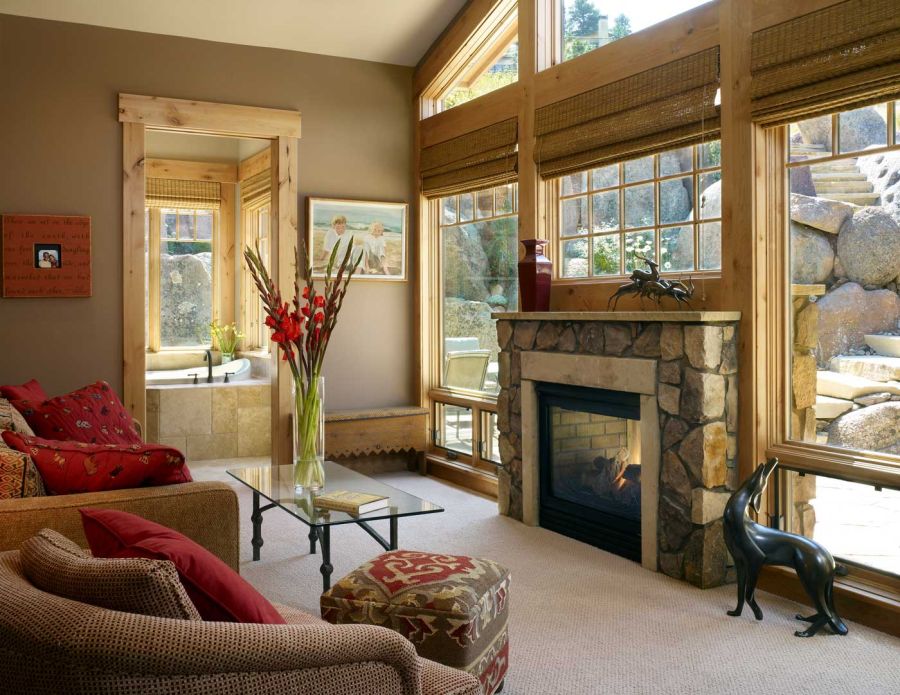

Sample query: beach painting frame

[307,197,407,281]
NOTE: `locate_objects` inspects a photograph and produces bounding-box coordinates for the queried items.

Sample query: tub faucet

[203,350,214,383]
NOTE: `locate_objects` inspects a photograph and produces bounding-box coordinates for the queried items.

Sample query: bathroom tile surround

[146,382,271,460]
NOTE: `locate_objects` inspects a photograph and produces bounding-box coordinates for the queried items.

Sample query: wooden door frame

[119,94,301,464]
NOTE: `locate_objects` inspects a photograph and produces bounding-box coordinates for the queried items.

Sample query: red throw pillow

[80,508,285,625]
[0,432,191,495]
[12,381,141,445]
[0,379,47,401]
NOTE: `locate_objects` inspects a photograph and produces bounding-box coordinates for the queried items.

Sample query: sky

[569,0,711,33]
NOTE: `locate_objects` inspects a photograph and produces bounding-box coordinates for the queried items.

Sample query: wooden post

[719,0,761,480]
[122,122,146,428]
[270,136,298,465]
[517,0,538,245]
[218,182,236,329]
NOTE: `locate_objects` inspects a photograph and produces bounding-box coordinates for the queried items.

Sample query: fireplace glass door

[538,382,642,561]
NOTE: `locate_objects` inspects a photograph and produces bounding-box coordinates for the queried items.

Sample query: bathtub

[145,358,253,386]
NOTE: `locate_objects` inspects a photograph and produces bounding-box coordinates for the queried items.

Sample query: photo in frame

[1,215,91,297]
[307,197,407,281]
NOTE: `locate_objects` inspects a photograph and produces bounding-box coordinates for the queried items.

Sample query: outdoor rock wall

[495,318,739,588]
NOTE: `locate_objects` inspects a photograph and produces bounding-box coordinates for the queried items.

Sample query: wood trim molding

[419,81,521,148]
[122,122,146,426]
[218,183,236,329]
[145,158,238,183]
[751,0,848,31]
[271,137,298,465]
[118,94,301,139]
[239,148,272,181]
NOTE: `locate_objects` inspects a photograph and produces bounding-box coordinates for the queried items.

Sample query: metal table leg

[316,526,333,592]
[251,491,264,561]
[308,525,318,555]
[389,517,398,550]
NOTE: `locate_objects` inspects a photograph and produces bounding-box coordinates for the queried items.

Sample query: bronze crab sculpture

[607,255,695,310]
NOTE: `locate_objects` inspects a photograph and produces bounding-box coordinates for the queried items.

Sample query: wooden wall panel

[122,122,146,426]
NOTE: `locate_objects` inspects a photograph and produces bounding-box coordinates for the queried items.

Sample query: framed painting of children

[307,197,407,281]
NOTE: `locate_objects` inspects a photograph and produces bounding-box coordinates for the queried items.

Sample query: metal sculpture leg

[251,491,264,561]
[317,526,333,592]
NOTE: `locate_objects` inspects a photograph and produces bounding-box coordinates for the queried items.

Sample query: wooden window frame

[550,142,723,282]
[759,117,900,602]
[241,199,272,352]
[145,207,220,352]
[420,0,519,118]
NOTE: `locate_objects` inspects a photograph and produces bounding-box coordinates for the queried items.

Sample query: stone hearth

[494,311,741,588]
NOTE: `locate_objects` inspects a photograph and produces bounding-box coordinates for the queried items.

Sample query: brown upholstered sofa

[0,482,241,571]
[0,548,481,694]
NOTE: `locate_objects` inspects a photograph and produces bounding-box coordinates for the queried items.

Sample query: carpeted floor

[193,459,900,695]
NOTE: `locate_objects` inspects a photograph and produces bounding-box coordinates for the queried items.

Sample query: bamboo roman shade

[751,0,900,126]
[420,118,518,198]
[146,178,220,210]
[240,170,271,208]
[534,47,720,179]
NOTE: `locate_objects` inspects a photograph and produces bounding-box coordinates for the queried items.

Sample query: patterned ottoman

[321,550,510,695]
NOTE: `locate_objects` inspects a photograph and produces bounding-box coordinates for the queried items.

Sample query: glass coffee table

[227,461,443,591]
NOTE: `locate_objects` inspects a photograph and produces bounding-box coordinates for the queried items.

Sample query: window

[438,183,519,396]
[145,207,216,350]
[421,1,518,116]
[428,182,518,479]
[242,202,271,351]
[555,1,711,64]
[780,100,900,579]
[440,37,518,112]
[556,141,721,279]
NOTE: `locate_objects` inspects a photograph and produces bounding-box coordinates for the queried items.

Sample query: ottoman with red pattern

[320,550,509,695]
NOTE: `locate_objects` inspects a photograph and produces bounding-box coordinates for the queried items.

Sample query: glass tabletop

[226,461,443,527]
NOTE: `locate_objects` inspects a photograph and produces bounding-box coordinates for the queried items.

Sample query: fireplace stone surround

[494,311,741,588]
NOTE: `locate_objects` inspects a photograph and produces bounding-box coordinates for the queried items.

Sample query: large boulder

[442,224,490,301]
[858,150,900,224]
[698,179,720,219]
[160,252,212,345]
[827,401,900,455]
[836,207,900,287]
[815,282,900,364]
[790,221,834,283]
[789,193,854,235]
[797,107,886,152]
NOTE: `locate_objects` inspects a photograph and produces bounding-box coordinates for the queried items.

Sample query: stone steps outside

[813,180,874,192]
[811,173,868,182]
[817,370,900,400]
[817,192,880,204]
[829,355,900,382]
[810,164,860,173]
[814,394,854,420]
[865,334,900,357]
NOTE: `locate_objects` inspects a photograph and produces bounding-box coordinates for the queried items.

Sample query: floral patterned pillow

[0,397,35,439]
[11,381,142,445]
[0,432,190,496]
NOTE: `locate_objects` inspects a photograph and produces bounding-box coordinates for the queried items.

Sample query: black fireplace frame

[537,381,642,562]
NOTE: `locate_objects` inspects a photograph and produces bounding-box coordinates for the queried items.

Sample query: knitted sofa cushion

[321,550,510,694]
[20,528,201,620]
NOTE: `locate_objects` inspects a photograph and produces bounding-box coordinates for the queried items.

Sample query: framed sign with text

[1,215,92,298]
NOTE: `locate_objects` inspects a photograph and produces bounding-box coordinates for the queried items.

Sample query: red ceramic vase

[518,239,552,311]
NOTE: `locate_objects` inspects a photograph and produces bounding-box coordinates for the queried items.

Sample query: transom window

[555,1,712,64]
[556,141,722,279]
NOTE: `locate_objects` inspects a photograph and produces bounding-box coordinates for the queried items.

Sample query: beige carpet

[192,459,900,695]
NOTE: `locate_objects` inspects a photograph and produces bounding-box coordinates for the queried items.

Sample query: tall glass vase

[292,376,325,493]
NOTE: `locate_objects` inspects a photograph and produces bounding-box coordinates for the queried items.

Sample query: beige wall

[0,14,415,410]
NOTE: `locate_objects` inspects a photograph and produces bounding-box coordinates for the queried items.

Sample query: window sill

[552,271,722,286]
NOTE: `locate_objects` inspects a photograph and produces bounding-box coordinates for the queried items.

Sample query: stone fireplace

[494,312,741,588]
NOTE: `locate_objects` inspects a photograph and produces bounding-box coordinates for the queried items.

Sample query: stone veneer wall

[495,319,740,588]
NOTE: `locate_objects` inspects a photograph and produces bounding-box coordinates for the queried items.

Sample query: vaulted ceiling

[0,0,467,66]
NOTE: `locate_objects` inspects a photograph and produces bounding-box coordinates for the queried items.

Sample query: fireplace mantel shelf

[494,311,741,323]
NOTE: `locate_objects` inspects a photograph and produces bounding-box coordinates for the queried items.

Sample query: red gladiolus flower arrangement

[244,240,361,489]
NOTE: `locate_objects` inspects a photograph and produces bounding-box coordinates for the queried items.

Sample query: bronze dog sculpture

[723,458,848,637]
